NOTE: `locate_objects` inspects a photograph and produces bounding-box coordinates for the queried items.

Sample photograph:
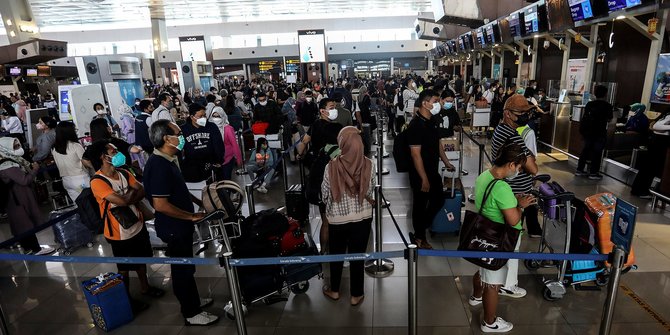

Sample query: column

[583,25,599,90]
[530,38,539,80]
[151,18,169,85]
[390,57,395,74]
[0,0,40,44]
[559,37,572,85]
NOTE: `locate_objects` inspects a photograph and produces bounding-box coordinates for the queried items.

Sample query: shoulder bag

[457,179,522,270]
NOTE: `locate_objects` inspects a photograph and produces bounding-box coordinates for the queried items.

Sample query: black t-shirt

[308,119,343,156]
[143,154,194,240]
[437,107,461,138]
[580,100,614,138]
[180,121,225,183]
[406,113,441,189]
[296,101,318,127]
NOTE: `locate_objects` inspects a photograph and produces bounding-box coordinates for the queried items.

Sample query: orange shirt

[90,169,143,241]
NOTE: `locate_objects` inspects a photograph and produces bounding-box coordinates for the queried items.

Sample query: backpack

[392,128,411,172]
[134,114,152,151]
[244,208,290,241]
[305,145,339,205]
[76,169,131,236]
[201,180,244,221]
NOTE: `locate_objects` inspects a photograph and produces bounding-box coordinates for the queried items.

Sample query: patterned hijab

[0,137,31,172]
[327,126,372,204]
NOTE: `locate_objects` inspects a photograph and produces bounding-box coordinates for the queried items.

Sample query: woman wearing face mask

[94,102,120,132]
[52,121,91,202]
[0,137,55,255]
[210,111,242,180]
[247,137,276,194]
[0,108,26,145]
[32,116,58,163]
[88,140,164,311]
[468,143,536,334]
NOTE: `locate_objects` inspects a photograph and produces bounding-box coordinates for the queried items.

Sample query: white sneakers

[185,311,219,326]
[498,285,527,298]
[481,316,514,333]
[34,246,55,256]
[468,295,482,306]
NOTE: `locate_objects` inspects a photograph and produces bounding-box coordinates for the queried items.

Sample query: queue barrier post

[376,117,390,176]
[245,184,255,215]
[599,247,626,335]
[407,244,418,335]
[236,131,248,175]
[364,185,394,277]
[221,252,248,335]
[478,142,485,176]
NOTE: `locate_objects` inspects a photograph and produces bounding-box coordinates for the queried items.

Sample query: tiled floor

[2,130,670,334]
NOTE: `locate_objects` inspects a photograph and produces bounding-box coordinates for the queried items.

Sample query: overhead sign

[179,36,207,62]
[651,53,670,104]
[298,30,326,63]
[611,198,638,254]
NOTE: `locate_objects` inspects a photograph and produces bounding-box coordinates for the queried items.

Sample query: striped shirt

[491,123,533,194]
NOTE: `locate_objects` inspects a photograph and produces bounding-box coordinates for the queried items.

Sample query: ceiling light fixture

[616,15,626,20]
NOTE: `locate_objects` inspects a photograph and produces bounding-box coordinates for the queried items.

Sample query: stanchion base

[364,259,394,277]
[374,152,390,159]
[381,200,391,208]
[236,169,248,175]
[381,168,390,175]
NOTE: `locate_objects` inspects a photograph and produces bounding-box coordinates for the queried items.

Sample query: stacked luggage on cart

[223,208,321,319]
[527,177,636,301]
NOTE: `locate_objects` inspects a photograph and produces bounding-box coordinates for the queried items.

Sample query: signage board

[179,36,207,62]
[611,198,638,254]
[298,30,326,63]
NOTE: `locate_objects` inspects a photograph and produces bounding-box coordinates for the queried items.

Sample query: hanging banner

[651,53,670,104]
[493,64,501,80]
[567,58,588,93]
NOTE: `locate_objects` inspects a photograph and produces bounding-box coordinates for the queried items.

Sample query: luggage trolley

[525,175,606,301]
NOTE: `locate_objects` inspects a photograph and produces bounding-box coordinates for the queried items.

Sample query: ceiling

[25,0,434,28]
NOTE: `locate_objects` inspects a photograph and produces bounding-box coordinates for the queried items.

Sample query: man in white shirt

[153,93,174,122]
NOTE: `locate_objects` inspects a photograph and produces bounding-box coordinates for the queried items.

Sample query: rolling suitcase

[584,193,636,268]
[431,165,463,235]
[50,209,94,255]
[286,162,309,225]
[81,273,133,332]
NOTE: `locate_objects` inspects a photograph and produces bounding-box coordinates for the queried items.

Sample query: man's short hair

[150,119,175,148]
[417,89,439,105]
[594,85,608,99]
[319,98,334,110]
[139,99,153,111]
[188,103,206,116]
[440,90,455,99]
[158,93,171,103]
[206,94,216,103]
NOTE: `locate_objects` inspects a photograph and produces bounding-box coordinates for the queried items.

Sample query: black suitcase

[285,162,309,225]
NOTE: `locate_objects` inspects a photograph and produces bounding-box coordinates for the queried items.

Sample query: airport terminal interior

[2,0,670,334]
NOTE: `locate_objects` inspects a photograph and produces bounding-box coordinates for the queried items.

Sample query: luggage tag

[447,212,455,222]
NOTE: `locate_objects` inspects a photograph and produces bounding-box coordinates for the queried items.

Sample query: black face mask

[515,113,530,127]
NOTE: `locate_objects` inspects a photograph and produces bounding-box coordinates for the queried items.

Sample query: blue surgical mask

[169,135,186,151]
[109,152,126,167]
[443,102,454,110]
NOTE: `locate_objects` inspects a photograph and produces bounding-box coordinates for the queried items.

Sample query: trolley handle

[533,174,551,183]
[531,191,575,202]
[195,210,227,224]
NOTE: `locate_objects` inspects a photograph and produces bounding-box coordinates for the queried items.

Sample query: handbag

[109,206,140,230]
[475,99,489,109]
[457,179,521,271]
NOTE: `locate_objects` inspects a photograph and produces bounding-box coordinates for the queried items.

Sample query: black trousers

[395,115,406,134]
[20,234,41,253]
[631,134,670,196]
[523,205,542,235]
[328,218,372,297]
[411,185,444,240]
[165,234,202,318]
[577,136,606,175]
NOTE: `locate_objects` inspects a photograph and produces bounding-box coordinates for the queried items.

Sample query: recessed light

[616,15,626,20]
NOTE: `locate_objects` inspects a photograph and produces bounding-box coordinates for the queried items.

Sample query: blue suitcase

[81,273,134,332]
[430,189,463,234]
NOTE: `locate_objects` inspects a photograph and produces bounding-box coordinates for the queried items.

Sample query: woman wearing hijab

[210,109,242,180]
[118,103,146,170]
[0,137,55,255]
[321,126,376,306]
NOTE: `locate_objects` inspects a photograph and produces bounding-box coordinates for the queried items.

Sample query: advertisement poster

[493,64,500,80]
[611,199,638,254]
[116,79,144,107]
[298,30,326,63]
[567,58,588,93]
[179,36,207,62]
[651,53,670,104]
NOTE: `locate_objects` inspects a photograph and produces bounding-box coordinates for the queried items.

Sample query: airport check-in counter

[538,100,573,153]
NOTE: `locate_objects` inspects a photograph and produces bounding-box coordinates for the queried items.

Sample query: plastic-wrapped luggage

[584,193,636,268]
[50,208,94,255]
[81,273,133,332]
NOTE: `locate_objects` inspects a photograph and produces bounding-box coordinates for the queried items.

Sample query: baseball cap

[503,94,533,113]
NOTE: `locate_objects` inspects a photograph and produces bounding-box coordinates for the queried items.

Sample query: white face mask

[259,101,267,106]
[196,117,207,127]
[211,117,224,126]
[411,82,417,89]
[430,102,441,115]
[327,108,338,120]
[13,148,24,157]
[506,166,520,180]
[306,97,313,102]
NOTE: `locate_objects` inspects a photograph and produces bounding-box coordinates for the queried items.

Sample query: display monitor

[546,0,575,32]
[25,68,38,77]
[476,27,487,49]
[8,67,21,76]
[448,40,458,54]
[458,37,465,51]
[522,1,548,36]
[569,0,608,21]
[463,31,474,51]
[608,0,642,12]
[37,65,51,77]
[508,12,524,38]
[485,22,500,45]
[179,36,207,62]
[298,30,327,63]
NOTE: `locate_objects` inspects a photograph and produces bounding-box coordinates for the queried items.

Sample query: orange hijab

[328,126,372,204]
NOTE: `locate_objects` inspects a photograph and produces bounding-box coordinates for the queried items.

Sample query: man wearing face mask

[143,120,217,326]
[154,93,175,122]
[180,103,225,183]
[405,89,453,250]
[437,90,461,138]
[253,92,283,134]
[296,90,319,132]
[489,94,539,299]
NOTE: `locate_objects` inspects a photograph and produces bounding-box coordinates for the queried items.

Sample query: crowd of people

[1,71,669,332]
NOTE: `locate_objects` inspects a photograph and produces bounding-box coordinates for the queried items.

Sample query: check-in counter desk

[539,101,572,152]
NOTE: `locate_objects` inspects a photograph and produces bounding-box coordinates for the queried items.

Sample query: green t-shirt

[475,170,522,230]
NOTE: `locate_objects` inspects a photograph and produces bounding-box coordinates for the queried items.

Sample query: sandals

[415,238,433,250]
[142,286,166,298]
[322,285,340,301]
[350,295,365,306]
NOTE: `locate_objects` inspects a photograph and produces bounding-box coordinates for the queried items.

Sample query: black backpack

[75,169,131,236]
[392,129,411,173]
[305,145,339,205]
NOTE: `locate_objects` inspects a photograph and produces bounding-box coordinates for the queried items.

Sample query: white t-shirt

[96,172,143,240]
[2,116,23,134]
[52,142,88,177]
